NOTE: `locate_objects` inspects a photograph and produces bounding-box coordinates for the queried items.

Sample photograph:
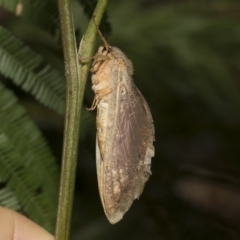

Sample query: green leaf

[0,26,65,114]
[0,82,59,233]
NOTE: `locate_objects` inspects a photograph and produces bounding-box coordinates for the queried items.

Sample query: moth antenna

[92,16,110,51]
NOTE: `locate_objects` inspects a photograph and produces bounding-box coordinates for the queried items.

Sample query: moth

[87,20,155,224]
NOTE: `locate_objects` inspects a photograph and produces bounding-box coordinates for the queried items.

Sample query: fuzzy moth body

[89,45,155,224]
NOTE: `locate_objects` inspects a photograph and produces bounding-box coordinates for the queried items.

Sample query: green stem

[55,0,109,239]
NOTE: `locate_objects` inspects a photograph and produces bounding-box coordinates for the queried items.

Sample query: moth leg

[91,54,109,73]
[79,52,109,68]
[78,55,95,65]
[78,50,107,63]
[87,95,99,111]
[87,87,112,111]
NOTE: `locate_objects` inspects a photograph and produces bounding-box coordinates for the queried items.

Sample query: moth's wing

[96,136,104,208]
[103,84,155,224]
[96,134,130,224]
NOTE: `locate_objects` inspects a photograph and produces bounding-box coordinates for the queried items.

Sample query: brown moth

[88,21,155,224]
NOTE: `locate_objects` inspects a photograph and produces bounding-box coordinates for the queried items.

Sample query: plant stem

[55,0,109,239]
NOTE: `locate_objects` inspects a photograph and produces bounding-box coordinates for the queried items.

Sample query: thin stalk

[55,0,109,240]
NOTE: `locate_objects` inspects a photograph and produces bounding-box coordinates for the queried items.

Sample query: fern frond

[0,181,21,211]
[0,0,59,35]
[0,82,59,233]
[0,26,65,114]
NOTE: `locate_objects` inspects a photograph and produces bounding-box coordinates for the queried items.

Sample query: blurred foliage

[0,81,59,233]
[1,0,240,239]
[0,0,59,34]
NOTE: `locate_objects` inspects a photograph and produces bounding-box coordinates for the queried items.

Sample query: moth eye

[102,50,108,55]
[99,46,104,52]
